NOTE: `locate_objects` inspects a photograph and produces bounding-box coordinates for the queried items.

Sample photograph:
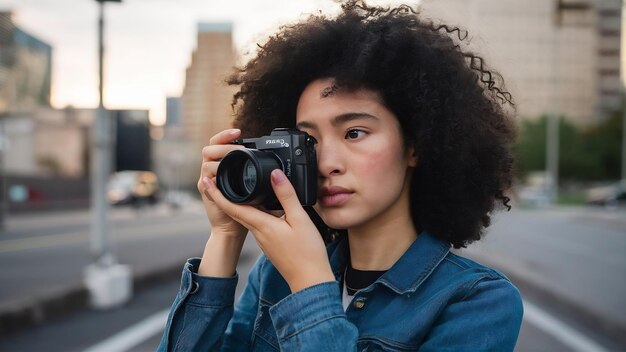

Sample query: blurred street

[0,200,210,342]
[0,203,624,351]
[460,206,626,351]
[0,202,209,313]
[1,0,625,350]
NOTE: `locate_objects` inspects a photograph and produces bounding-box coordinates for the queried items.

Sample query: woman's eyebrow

[332,112,379,126]
[296,120,317,130]
[296,112,379,130]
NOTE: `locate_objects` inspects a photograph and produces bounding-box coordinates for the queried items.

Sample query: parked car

[107,171,160,206]
[516,185,551,207]
[585,182,626,207]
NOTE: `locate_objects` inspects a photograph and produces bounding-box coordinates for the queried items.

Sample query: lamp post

[622,95,626,187]
[546,0,564,205]
[84,0,131,310]
[0,121,6,232]
[622,4,626,188]
[91,0,121,268]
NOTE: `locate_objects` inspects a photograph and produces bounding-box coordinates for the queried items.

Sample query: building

[181,22,237,149]
[165,96,182,127]
[2,108,153,178]
[1,107,89,178]
[113,109,151,172]
[156,95,198,191]
[152,132,198,193]
[419,0,621,125]
[0,11,52,114]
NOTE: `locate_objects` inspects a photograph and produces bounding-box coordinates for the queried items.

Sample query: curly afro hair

[226,0,517,248]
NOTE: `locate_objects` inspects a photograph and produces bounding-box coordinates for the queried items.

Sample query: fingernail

[203,177,213,189]
[229,129,241,135]
[271,169,287,184]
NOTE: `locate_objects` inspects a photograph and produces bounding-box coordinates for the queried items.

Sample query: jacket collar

[328,232,450,295]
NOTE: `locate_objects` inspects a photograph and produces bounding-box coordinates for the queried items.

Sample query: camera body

[216,128,318,210]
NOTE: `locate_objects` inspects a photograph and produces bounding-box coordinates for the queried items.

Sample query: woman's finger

[209,128,241,146]
[201,161,219,178]
[270,169,308,223]
[267,210,286,218]
[203,176,276,232]
[202,144,245,162]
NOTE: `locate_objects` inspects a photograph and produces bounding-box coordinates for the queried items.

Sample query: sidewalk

[0,202,216,338]
[0,229,259,338]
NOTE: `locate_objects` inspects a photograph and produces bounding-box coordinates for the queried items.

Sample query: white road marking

[83,309,169,352]
[523,300,609,352]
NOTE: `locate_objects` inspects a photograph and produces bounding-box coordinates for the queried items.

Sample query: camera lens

[242,159,257,193]
[216,149,282,205]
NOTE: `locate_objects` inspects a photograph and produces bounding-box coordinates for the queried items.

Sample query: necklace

[343,268,359,295]
[344,265,387,295]
[344,281,360,294]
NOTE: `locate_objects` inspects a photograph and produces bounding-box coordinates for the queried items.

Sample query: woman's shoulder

[439,251,522,304]
[443,251,512,281]
[418,252,524,349]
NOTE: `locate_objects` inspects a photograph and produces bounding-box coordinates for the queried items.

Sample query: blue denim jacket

[158,232,523,351]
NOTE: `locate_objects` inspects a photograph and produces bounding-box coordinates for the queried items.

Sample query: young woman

[158,1,523,351]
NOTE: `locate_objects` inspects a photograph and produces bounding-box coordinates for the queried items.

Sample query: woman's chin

[317,211,356,231]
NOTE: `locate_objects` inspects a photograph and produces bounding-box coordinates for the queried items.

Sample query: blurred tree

[583,112,622,180]
[559,118,603,181]
[513,117,546,176]
[513,114,621,182]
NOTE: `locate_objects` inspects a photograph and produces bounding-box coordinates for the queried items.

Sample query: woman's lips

[319,186,353,207]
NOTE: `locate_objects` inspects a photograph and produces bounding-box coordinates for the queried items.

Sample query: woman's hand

[197,129,248,240]
[203,168,335,293]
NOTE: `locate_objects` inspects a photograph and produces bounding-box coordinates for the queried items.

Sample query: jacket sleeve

[221,255,264,350]
[269,281,360,351]
[157,256,263,352]
[418,276,524,352]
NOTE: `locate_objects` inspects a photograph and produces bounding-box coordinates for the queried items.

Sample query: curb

[0,283,89,339]
[0,263,182,339]
[463,251,626,348]
[0,247,256,340]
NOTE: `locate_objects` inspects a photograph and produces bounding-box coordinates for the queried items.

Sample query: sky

[0,0,406,126]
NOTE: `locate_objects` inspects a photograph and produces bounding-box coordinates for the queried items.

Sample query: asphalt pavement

[0,202,625,350]
[458,205,626,348]
[0,202,210,337]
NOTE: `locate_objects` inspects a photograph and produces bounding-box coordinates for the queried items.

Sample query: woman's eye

[345,129,366,140]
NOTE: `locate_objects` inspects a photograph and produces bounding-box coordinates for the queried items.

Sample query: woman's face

[296,78,416,231]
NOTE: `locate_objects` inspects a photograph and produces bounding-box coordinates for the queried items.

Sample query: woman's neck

[347,210,417,271]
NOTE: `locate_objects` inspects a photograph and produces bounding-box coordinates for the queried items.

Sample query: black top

[344,262,387,296]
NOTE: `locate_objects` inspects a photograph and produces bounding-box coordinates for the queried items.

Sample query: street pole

[546,0,562,204]
[0,121,6,232]
[622,94,626,187]
[546,114,560,202]
[85,0,130,310]
[91,0,112,267]
[620,2,626,188]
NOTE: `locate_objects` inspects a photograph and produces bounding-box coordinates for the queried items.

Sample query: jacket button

[353,300,365,309]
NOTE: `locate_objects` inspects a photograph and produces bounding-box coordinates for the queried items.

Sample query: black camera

[216,128,318,210]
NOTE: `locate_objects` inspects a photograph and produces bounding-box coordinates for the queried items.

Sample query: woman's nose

[316,142,345,177]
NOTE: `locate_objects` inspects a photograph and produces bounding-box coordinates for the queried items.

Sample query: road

[0,203,624,351]
[0,204,209,310]
[459,205,626,350]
